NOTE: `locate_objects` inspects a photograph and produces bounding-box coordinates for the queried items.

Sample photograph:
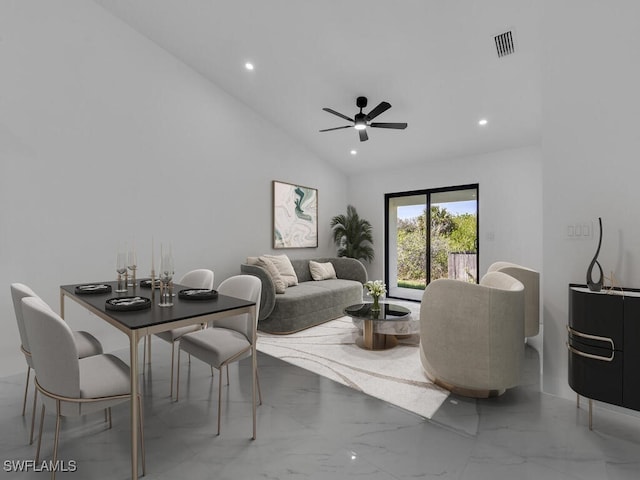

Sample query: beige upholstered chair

[419,272,525,398]
[176,275,262,439]
[10,283,103,444]
[487,261,540,337]
[21,297,144,480]
[147,268,214,397]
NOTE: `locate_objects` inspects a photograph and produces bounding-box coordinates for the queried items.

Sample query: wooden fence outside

[448,252,477,283]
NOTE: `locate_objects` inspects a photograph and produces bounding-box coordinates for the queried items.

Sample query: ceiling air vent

[494,30,515,58]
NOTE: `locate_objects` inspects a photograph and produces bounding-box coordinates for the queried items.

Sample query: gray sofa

[240,257,367,334]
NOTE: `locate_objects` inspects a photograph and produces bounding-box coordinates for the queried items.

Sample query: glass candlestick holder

[159,279,173,307]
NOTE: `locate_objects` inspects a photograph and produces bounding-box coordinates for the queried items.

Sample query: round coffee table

[344,302,415,350]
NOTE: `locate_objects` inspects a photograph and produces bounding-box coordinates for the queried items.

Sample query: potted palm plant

[330,205,374,262]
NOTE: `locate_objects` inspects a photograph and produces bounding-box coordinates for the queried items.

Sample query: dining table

[59,280,257,480]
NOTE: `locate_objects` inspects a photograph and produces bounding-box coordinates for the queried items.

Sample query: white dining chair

[10,283,103,444]
[147,269,214,397]
[21,296,145,480]
[176,274,262,439]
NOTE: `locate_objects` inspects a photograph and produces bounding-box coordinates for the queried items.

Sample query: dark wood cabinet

[568,284,640,413]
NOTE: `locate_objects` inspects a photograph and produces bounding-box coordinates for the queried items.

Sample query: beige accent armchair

[487,261,540,337]
[419,272,525,398]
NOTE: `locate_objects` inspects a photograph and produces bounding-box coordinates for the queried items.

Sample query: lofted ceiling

[94,0,541,175]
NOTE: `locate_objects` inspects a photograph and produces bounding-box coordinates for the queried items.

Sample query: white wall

[542,0,640,399]
[0,0,347,376]
[347,144,543,294]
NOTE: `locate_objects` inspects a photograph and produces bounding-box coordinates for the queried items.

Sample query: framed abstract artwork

[273,180,318,249]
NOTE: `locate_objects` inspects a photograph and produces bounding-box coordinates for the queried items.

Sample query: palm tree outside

[330,205,374,263]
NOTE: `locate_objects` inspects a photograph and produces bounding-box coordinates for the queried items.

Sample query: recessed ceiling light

[244,62,254,71]
[350,150,357,155]
[478,118,488,126]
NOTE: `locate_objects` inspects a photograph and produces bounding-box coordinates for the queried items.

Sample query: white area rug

[257,304,449,419]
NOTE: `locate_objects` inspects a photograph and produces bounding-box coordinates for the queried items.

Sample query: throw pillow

[256,256,286,294]
[309,261,337,281]
[263,254,299,286]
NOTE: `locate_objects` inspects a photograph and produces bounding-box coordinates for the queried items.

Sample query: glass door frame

[384,183,480,301]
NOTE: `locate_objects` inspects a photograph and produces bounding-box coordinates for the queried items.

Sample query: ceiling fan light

[320,97,407,140]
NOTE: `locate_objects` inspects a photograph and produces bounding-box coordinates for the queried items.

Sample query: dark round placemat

[178,289,218,301]
[75,284,112,295]
[140,279,161,289]
[105,296,151,311]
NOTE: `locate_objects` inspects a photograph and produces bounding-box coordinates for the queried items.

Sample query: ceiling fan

[319,96,408,142]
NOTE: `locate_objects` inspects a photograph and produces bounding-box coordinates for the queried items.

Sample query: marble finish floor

[1,341,640,479]
[258,315,449,420]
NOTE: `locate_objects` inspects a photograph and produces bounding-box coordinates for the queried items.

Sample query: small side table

[344,303,413,350]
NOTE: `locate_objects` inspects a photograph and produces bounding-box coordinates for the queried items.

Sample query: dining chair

[176,274,262,439]
[146,269,214,397]
[21,296,145,480]
[10,283,104,444]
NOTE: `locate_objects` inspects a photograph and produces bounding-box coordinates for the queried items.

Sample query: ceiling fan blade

[359,129,369,142]
[367,101,391,120]
[322,108,353,122]
[370,122,408,129]
[319,125,352,132]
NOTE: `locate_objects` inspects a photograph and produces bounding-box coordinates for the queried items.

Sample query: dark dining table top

[60,281,255,331]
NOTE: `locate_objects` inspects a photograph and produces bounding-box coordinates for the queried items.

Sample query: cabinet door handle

[567,325,615,350]
[566,326,615,362]
[566,343,615,362]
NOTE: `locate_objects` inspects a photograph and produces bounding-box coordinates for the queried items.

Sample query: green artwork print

[273,181,318,248]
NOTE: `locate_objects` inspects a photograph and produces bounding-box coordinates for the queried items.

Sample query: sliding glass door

[385,184,478,301]
[387,194,428,300]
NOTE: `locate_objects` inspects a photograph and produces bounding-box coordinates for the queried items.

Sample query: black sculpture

[586,217,603,292]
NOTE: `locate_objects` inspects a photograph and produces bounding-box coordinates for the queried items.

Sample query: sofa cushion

[264,254,299,286]
[256,256,286,294]
[271,279,362,322]
[259,279,363,334]
[309,260,337,281]
[246,256,259,265]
